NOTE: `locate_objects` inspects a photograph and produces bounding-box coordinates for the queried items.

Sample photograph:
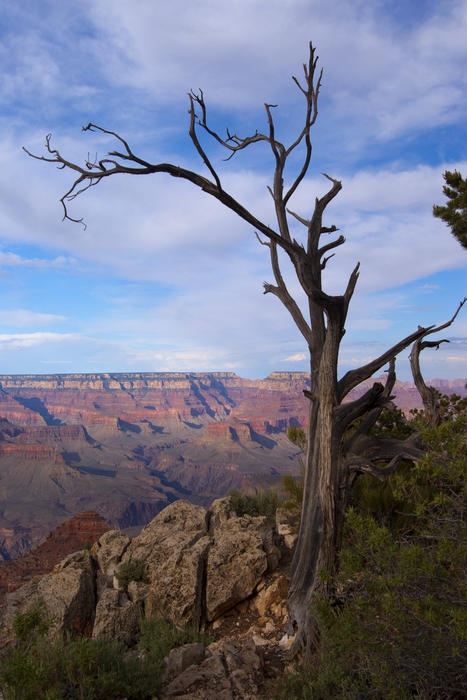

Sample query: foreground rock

[123,501,210,628]
[0,497,290,679]
[163,638,264,699]
[0,550,95,653]
[92,588,142,645]
[206,515,271,621]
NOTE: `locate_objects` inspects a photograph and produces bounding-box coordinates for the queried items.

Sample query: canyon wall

[0,371,464,559]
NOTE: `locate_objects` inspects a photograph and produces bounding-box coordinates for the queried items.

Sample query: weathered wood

[409,298,466,425]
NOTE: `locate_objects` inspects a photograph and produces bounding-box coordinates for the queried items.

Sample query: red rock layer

[0,444,58,461]
[0,391,44,426]
[15,425,86,441]
[0,512,112,604]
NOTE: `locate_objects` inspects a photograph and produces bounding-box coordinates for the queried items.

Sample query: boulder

[127,579,151,604]
[275,507,299,550]
[163,638,263,699]
[0,550,95,656]
[163,642,207,683]
[93,529,130,580]
[252,574,289,618]
[208,496,236,532]
[0,497,288,664]
[123,500,210,628]
[206,515,270,621]
[92,588,141,645]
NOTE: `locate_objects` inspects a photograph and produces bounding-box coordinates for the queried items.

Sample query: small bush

[281,473,304,509]
[12,600,49,642]
[283,425,305,510]
[229,489,280,521]
[138,616,211,659]
[1,616,210,700]
[115,559,149,589]
[1,634,157,700]
[287,425,307,452]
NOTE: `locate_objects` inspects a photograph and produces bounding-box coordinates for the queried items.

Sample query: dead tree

[25,43,465,651]
[409,301,465,426]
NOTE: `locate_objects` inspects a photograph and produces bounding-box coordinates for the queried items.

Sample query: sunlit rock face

[0,498,284,662]
[0,371,464,559]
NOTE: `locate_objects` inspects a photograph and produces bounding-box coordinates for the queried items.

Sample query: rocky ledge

[0,499,297,698]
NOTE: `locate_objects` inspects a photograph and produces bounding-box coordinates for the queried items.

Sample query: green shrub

[12,600,50,642]
[275,510,466,698]
[274,403,467,699]
[0,634,157,700]
[287,425,307,452]
[138,616,211,659]
[229,489,281,521]
[1,616,210,700]
[115,559,149,589]
[281,473,304,510]
[369,405,415,440]
[349,467,413,529]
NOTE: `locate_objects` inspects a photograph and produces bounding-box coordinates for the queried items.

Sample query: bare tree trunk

[288,322,343,649]
[288,402,342,650]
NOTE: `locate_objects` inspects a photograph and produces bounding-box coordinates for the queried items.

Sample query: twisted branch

[256,234,312,345]
[409,298,466,425]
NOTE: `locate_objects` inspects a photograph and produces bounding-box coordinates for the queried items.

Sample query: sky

[0,0,466,380]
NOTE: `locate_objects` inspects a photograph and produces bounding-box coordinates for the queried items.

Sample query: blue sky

[0,0,466,380]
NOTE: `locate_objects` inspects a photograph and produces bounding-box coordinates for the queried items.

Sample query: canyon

[0,371,465,560]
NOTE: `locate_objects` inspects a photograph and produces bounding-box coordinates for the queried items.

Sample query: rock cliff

[0,371,464,559]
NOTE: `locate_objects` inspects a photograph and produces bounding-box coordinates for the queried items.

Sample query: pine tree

[433,170,467,249]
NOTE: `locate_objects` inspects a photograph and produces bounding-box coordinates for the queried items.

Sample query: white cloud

[0,1,465,380]
[282,353,307,362]
[0,333,76,349]
[0,251,74,269]
[350,318,393,331]
[6,131,466,292]
[40,359,73,364]
[2,129,465,379]
[125,347,240,372]
[0,310,66,327]
[82,0,467,147]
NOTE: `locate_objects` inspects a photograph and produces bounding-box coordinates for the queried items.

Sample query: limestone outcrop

[0,550,95,653]
[92,588,142,645]
[163,638,264,699]
[122,501,210,628]
[206,515,270,621]
[0,498,287,662]
[93,529,130,581]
